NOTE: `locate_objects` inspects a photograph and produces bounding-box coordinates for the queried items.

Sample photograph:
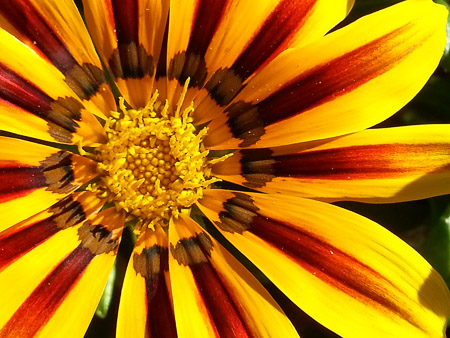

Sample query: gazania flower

[0,0,449,336]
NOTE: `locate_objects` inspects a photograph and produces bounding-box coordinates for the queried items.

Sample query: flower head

[0,0,449,337]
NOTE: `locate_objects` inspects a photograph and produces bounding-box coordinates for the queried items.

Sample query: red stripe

[187,0,229,57]
[1,1,106,101]
[109,0,155,80]
[0,63,82,133]
[172,235,251,336]
[0,218,59,270]
[0,246,94,337]
[190,262,251,337]
[144,248,177,338]
[0,166,47,202]
[225,25,412,144]
[111,0,139,44]
[205,0,315,107]
[0,63,53,116]
[1,0,77,72]
[168,0,229,87]
[0,196,86,270]
[247,214,417,324]
[251,144,442,180]
[256,26,409,126]
[232,0,315,80]
[155,17,169,79]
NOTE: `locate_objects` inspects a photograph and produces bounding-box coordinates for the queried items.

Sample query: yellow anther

[92,81,227,228]
[209,152,234,165]
[77,140,87,156]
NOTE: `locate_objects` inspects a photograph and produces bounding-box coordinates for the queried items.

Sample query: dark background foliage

[80,0,450,336]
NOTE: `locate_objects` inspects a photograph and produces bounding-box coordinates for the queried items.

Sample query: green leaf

[399,75,450,124]
[419,202,450,285]
[435,0,450,72]
[95,264,117,319]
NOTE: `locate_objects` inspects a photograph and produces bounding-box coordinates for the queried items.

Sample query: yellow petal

[213,125,450,203]
[83,0,169,108]
[168,215,220,337]
[117,225,177,338]
[169,214,298,337]
[193,0,354,123]
[0,28,106,144]
[0,137,98,232]
[0,191,105,273]
[205,0,447,149]
[0,224,82,334]
[198,190,450,337]
[0,0,116,115]
[0,208,124,337]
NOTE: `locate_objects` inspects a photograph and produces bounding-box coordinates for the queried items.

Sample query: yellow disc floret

[91,83,221,227]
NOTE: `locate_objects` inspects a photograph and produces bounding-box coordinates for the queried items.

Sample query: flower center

[91,84,220,227]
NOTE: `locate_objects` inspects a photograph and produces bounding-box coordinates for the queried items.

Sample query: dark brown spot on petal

[167,0,229,88]
[108,0,156,81]
[216,214,249,234]
[170,232,212,266]
[224,193,260,214]
[64,63,107,100]
[0,149,82,201]
[47,97,82,131]
[216,193,421,327]
[166,0,230,87]
[109,43,154,79]
[135,246,176,337]
[240,149,275,169]
[216,193,259,233]
[0,151,79,202]
[225,101,265,147]
[40,151,76,194]
[238,144,450,182]
[204,0,316,108]
[239,149,276,187]
[0,195,86,270]
[242,174,276,188]
[78,221,119,255]
[168,51,208,88]
[1,0,108,103]
[225,25,414,147]
[205,68,244,107]
[47,123,74,144]
[0,64,82,130]
[133,246,168,280]
[49,195,86,230]
[0,62,86,143]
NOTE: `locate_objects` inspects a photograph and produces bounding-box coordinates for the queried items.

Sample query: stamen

[92,81,226,228]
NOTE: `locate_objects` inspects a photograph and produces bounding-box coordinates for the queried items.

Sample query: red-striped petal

[197,190,450,337]
[213,125,450,203]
